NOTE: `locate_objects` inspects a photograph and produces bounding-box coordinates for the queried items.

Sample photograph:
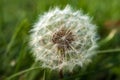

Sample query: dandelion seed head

[30,5,99,71]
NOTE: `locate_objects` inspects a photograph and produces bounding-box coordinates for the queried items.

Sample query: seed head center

[52,27,75,50]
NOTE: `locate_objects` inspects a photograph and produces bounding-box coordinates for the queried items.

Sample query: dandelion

[30,5,99,72]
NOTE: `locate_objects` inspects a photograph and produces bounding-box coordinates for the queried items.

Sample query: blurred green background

[0,0,120,80]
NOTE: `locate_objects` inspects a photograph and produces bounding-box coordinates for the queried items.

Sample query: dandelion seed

[30,5,99,71]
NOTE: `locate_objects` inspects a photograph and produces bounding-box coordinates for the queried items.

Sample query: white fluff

[30,5,99,71]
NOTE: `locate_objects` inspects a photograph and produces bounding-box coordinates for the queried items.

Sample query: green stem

[96,48,120,54]
[59,69,63,80]
[6,67,41,80]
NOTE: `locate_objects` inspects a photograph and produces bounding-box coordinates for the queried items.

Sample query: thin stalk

[6,67,41,80]
[58,49,65,80]
[59,69,63,80]
[96,48,120,54]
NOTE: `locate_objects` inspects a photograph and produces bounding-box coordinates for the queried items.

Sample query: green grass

[0,0,120,80]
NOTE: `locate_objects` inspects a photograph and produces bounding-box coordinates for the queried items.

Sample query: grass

[0,0,120,80]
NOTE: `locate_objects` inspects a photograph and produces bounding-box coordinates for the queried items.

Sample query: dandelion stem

[58,49,64,80]
[59,69,64,80]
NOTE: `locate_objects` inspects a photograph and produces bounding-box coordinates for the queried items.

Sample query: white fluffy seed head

[30,5,99,71]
